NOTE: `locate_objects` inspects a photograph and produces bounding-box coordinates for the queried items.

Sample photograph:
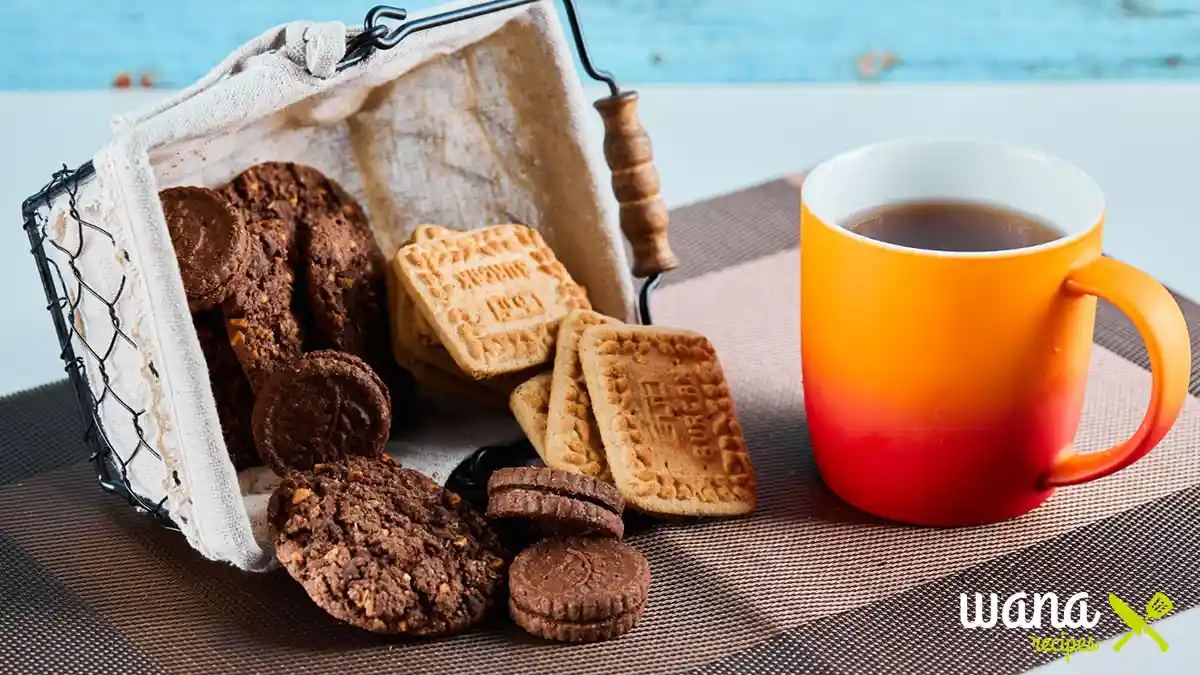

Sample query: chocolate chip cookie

[221,216,305,393]
[219,163,362,389]
[270,457,506,636]
[304,210,392,383]
[252,350,391,474]
[159,186,249,311]
[219,164,310,392]
[508,537,650,642]
[220,162,414,406]
[220,162,367,232]
[193,308,259,470]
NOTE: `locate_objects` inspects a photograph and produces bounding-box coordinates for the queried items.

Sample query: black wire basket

[20,0,674,534]
[23,160,182,528]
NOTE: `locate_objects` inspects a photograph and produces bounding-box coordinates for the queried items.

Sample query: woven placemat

[2,176,1198,675]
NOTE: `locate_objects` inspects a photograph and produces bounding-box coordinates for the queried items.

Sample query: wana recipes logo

[959,590,1174,662]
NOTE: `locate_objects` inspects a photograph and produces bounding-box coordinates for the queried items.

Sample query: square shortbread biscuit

[411,224,457,242]
[386,248,504,408]
[510,371,553,462]
[545,309,620,482]
[403,224,474,375]
[396,227,537,396]
[395,224,590,379]
[578,324,757,516]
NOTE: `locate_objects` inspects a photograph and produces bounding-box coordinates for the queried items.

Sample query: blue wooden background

[3,0,1200,90]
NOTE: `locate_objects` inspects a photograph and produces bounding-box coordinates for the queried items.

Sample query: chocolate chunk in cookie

[508,537,650,642]
[270,457,506,636]
[252,350,390,474]
[304,210,392,384]
[159,187,249,311]
[193,308,259,470]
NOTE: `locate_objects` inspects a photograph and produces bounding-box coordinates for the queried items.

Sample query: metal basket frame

[22,161,181,528]
[19,0,634,530]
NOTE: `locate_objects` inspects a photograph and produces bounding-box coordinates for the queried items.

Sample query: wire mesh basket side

[22,162,178,530]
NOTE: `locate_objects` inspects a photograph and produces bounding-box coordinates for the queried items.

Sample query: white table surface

[1,84,1196,672]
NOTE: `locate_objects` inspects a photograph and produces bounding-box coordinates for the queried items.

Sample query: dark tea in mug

[843,200,1065,252]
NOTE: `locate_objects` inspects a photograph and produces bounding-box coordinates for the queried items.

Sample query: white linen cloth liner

[43,0,636,571]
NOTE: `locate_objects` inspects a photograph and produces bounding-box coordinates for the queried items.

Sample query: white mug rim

[801,137,1106,259]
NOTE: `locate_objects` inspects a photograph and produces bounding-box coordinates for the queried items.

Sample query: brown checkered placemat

[2,176,1198,675]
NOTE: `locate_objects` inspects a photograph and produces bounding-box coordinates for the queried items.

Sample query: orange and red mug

[800,138,1191,526]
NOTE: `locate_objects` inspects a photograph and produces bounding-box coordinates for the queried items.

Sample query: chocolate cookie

[219,162,361,391]
[508,537,650,642]
[220,162,367,232]
[160,187,249,311]
[221,216,305,392]
[221,162,414,407]
[218,164,310,392]
[303,209,390,378]
[271,457,506,636]
[193,308,259,470]
[252,350,391,474]
[489,467,624,513]
[488,489,624,539]
[487,467,624,538]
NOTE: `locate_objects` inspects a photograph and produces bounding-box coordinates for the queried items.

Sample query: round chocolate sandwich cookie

[271,457,506,636]
[488,467,624,514]
[159,186,249,311]
[253,350,391,474]
[508,537,650,643]
[487,467,625,538]
[487,489,624,540]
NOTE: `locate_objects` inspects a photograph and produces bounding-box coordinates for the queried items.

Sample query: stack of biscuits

[385,222,591,407]
[510,313,758,518]
[486,467,651,642]
[385,221,758,523]
[165,161,759,645]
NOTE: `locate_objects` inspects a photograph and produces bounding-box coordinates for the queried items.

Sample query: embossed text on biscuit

[456,260,533,290]
[635,376,717,458]
[487,290,547,323]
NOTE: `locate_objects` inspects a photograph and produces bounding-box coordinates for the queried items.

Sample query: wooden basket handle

[594,91,679,278]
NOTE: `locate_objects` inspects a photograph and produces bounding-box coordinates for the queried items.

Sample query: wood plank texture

[3,1,1200,89]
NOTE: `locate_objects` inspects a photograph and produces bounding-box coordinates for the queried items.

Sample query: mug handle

[1042,256,1192,487]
